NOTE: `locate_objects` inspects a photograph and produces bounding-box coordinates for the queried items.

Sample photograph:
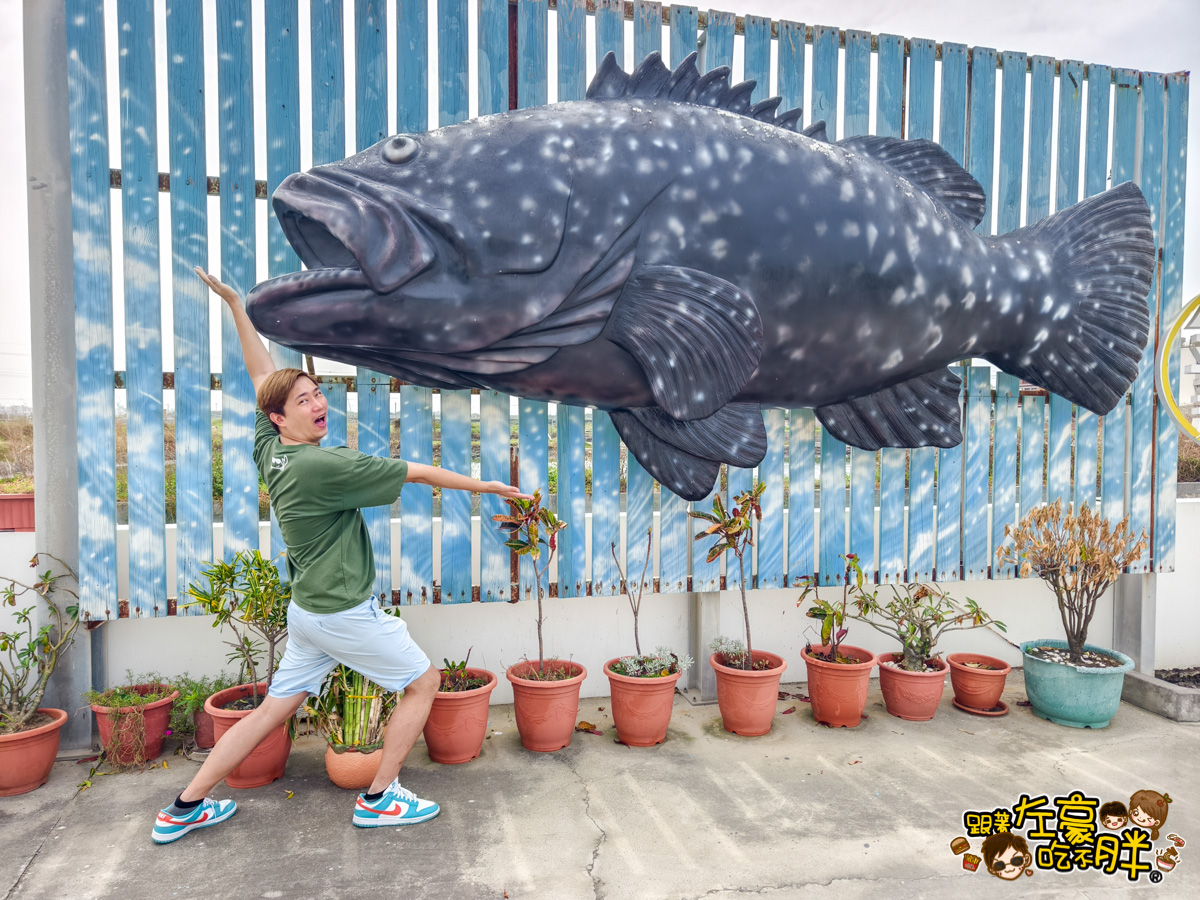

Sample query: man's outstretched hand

[195,266,241,307]
[486,482,534,500]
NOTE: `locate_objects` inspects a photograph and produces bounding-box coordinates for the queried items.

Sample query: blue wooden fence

[64,1,1188,619]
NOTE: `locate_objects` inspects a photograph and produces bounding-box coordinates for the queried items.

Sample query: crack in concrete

[679,871,980,899]
[5,788,77,900]
[559,753,607,900]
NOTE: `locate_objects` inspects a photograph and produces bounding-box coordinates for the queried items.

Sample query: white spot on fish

[637,158,653,174]
[1000,294,1013,313]
[891,287,908,304]
[866,223,878,252]
[934,293,951,311]
[882,349,904,370]
[814,221,828,236]
[1041,295,1054,313]
[520,197,536,212]
[879,251,897,275]
[840,180,855,201]
[961,266,973,286]
[963,291,977,310]
[699,209,717,225]
[843,221,860,238]
[710,238,728,259]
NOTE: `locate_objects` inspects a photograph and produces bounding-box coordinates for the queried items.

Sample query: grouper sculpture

[247,52,1154,500]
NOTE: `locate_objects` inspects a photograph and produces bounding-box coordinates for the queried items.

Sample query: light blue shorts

[268,596,432,698]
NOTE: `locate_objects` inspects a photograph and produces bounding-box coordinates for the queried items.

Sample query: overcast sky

[1,0,1196,407]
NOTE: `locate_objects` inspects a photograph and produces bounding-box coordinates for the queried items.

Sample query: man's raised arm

[195,267,275,395]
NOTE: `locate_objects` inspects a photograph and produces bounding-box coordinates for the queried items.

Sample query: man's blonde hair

[257,368,316,433]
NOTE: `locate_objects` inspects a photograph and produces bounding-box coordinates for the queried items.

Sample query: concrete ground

[3,679,1197,900]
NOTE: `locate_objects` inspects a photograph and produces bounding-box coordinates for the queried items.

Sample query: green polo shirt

[254,410,407,614]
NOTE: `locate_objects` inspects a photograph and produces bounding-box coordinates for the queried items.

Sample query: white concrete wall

[5,500,1197,703]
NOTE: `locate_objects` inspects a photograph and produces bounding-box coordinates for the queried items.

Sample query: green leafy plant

[690,481,766,670]
[183,550,290,704]
[996,499,1147,664]
[494,489,568,676]
[797,553,865,664]
[168,671,236,737]
[847,582,1006,672]
[0,553,80,735]
[305,665,398,752]
[610,647,693,679]
[439,649,488,692]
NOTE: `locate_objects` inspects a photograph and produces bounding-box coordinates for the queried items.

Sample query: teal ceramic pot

[1020,640,1134,729]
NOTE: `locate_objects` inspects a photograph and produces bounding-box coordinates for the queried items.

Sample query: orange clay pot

[877,653,948,721]
[324,745,382,790]
[91,684,179,765]
[604,659,683,746]
[947,653,1012,711]
[193,708,216,749]
[206,683,291,788]
[506,660,587,752]
[803,645,877,728]
[0,708,68,796]
[424,667,498,764]
[709,651,787,736]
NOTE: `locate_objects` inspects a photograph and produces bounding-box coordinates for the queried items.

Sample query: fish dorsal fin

[836,135,987,227]
[587,52,803,131]
[815,369,964,450]
[802,120,829,141]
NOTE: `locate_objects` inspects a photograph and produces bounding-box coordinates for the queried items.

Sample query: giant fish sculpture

[248,52,1154,500]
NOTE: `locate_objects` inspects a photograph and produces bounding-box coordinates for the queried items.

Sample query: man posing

[152,268,529,844]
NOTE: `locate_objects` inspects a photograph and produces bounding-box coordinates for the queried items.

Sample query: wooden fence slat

[706,10,734,76]
[992,373,1020,578]
[811,25,838,138]
[757,410,786,589]
[634,1,661,65]
[626,454,656,594]
[480,391,512,600]
[399,387,434,603]
[936,367,964,581]
[398,0,428,133]
[1020,394,1046,516]
[670,5,697,68]
[848,447,876,583]
[963,367,991,580]
[787,410,815,583]
[321,383,348,447]
[968,46,998,233]
[996,50,1026,235]
[216,0,259,559]
[776,20,804,114]
[556,0,586,103]
[906,447,935,582]
[938,43,968,163]
[118,0,166,616]
[744,15,771,101]
[556,405,587,597]
[1026,55,1053,224]
[659,489,689,595]
[310,0,346,167]
[478,0,508,115]
[1155,74,1187,572]
[167,0,213,607]
[725,464,752,589]
[67,0,118,619]
[875,34,904,138]
[595,0,624,64]
[818,431,846,586]
[591,412,621,595]
[439,391,473,603]
[907,37,935,141]
[843,30,870,137]
[518,398,549,596]
[690,475,720,591]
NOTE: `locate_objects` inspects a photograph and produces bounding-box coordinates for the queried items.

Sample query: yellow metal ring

[1156,292,1200,445]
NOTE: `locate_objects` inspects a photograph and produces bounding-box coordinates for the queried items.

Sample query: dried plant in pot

[307,665,399,788]
[848,581,1006,721]
[0,554,80,795]
[996,500,1147,728]
[84,673,179,768]
[796,554,878,728]
[496,491,586,752]
[424,650,498,764]
[690,482,787,736]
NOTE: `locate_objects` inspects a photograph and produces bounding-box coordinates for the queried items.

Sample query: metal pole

[24,0,95,753]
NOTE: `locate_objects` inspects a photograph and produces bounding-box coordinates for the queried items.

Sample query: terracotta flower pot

[0,708,68,796]
[205,683,291,788]
[709,651,787,736]
[877,653,948,721]
[506,660,587,752]
[424,667,498,764]
[91,684,179,765]
[947,652,1012,711]
[324,745,382,790]
[193,708,216,749]
[802,644,877,728]
[604,659,683,746]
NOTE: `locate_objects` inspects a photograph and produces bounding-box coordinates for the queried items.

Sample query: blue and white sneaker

[151,798,238,844]
[352,779,440,828]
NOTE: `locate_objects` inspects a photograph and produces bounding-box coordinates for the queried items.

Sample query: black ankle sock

[174,794,202,810]
[363,789,384,802]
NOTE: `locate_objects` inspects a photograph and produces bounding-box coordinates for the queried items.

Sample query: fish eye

[383,135,418,164]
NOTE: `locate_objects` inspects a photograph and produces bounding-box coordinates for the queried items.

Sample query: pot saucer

[953,698,1009,717]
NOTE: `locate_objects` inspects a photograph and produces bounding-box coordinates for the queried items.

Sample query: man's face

[1102,814,1127,829]
[989,844,1027,880]
[272,377,328,445]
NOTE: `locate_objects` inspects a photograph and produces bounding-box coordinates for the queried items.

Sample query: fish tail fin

[984,181,1154,415]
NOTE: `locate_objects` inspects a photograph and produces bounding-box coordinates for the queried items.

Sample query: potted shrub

[306,664,399,789]
[690,482,787,736]
[424,650,498,763]
[797,554,878,728]
[602,530,692,745]
[85,673,179,767]
[169,672,236,750]
[497,491,585,752]
[996,500,1146,729]
[185,549,292,786]
[847,582,1006,721]
[0,554,80,795]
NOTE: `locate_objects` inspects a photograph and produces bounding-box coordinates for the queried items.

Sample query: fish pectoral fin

[835,135,987,228]
[610,411,720,502]
[629,404,767,468]
[815,369,964,450]
[608,265,763,421]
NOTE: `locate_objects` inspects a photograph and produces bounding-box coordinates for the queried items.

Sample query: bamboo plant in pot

[797,554,878,728]
[848,582,1006,721]
[690,482,787,737]
[306,665,399,789]
[603,530,693,746]
[497,490,585,753]
[424,650,498,764]
[996,500,1146,729]
[0,554,81,795]
[185,549,292,786]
